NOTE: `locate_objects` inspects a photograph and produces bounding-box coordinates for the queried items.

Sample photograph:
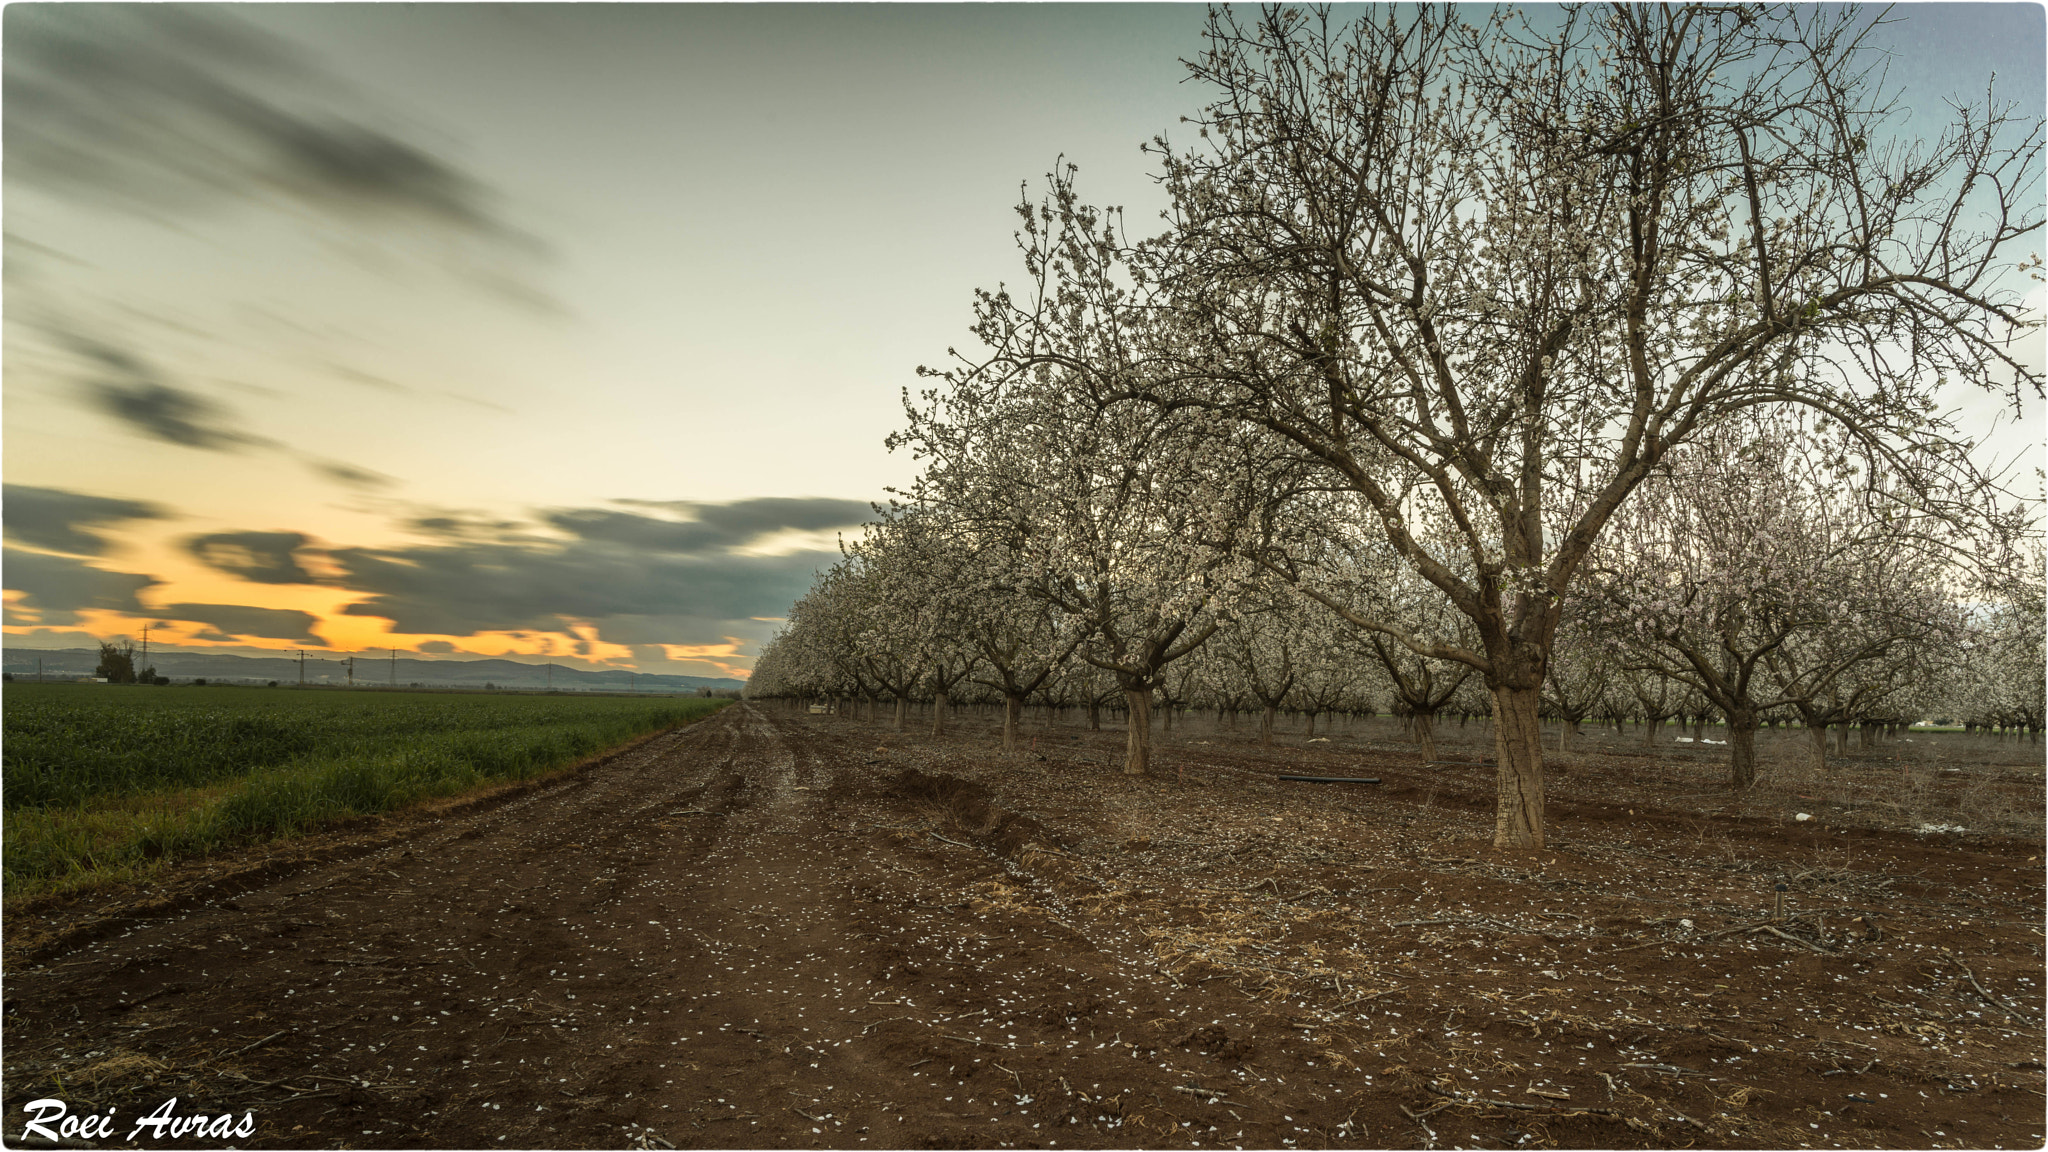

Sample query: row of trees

[750,471,2041,753]
[751,4,2041,850]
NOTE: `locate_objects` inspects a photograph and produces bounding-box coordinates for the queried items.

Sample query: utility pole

[346,655,355,688]
[141,625,149,676]
[298,649,306,686]
[546,662,552,691]
[390,647,397,688]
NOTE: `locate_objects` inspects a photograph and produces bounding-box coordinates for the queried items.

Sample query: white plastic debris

[1793,813,1813,822]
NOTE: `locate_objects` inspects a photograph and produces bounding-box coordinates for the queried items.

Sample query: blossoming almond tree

[952,537,1093,755]
[1580,411,1973,786]
[842,509,987,737]
[974,4,2041,846]
[753,561,881,715]
[897,160,1326,775]
[1952,546,2047,740]
[898,317,1290,774]
[1210,592,1306,746]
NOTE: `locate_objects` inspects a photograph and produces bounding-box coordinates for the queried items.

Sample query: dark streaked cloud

[549,497,871,553]
[2,484,171,556]
[87,380,265,451]
[3,4,523,242]
[2,548,159,625]
[66,334,272,451]
[322,493,873,643]
[405,512,527,539]
[307,459,396,489]
[30,496,872,653]
[329,541,829,638]
[156,602,325,644]
[186,531,316,584]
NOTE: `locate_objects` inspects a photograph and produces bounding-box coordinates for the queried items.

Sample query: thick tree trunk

[1807,723,1829,771]
[893,695,907,733]
[1641,716,1659,748]
[1415,709,1437,764]
[1087,698,1101,731]
[1123,689,1152,776]
[1162,705,1175,733]
[931,688,949,737]
[1260,705,1277,746]
[1491,685,1546,849]
[1305,711,1318,738]
[1727,707,1760,789]
[1002,692,1024,754]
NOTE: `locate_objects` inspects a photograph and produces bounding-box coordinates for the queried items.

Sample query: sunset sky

[4,3,2041,679]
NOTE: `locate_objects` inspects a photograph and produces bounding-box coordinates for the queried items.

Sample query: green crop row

[2,684,729,899]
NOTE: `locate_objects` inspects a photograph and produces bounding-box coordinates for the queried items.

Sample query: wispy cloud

[306,459,396,489]
[4,5,532,245]
[66,335,274,451]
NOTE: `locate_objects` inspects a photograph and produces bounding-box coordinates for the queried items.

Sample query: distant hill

[1,647,742,692]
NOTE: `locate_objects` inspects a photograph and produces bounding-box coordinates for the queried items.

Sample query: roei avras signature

[21,1097,256,1142]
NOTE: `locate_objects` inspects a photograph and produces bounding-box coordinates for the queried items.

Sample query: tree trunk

[1260,705,1276,746]
[1415,709,1437,764]
[1123,689,1152,776]
[1490,684,1546,849]
[893,695,907,733]
[1162,704,1175,732]
[1806,723,1829,773]
[1641,716,1659,748]
[1087,697,1100,730]
[1727,707,1759,789]
[931,688,950,737]
[1305,711,1318,738]
[1002,692,1024,754]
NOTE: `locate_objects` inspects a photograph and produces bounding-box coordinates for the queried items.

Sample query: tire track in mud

[28,704,2022,1151]
[2,704,1236,1151]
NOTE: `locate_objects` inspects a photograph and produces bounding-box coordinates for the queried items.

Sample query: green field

[3,683,729,899]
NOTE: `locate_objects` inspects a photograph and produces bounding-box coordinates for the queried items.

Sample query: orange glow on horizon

[5,612,754,677]
[3,551,754,675]
[659,639,751,680]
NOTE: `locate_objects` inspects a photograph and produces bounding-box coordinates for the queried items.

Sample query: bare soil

[4,703,2042,1151]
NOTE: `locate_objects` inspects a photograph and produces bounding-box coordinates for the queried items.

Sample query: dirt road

[4,703,2042,1150]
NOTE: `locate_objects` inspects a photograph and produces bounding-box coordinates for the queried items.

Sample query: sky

[4,3,2042,680]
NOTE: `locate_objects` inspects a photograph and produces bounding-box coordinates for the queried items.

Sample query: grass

[3,683,730,899]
